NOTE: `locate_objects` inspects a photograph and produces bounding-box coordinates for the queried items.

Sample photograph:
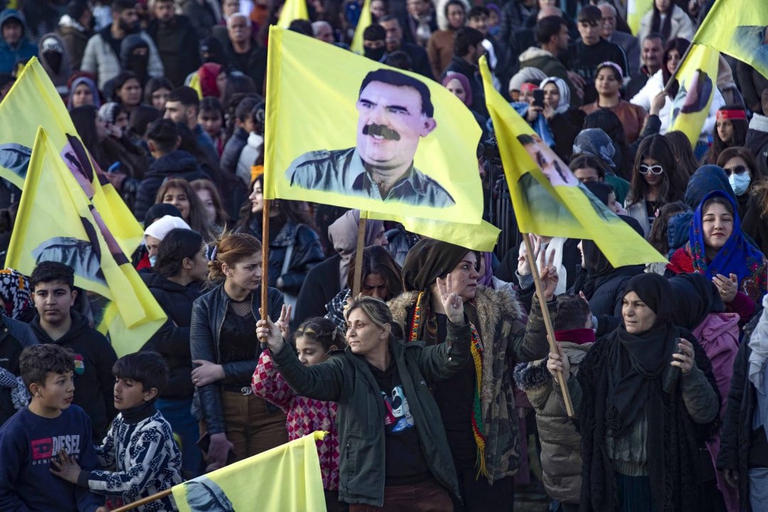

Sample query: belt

[223,386,253,396]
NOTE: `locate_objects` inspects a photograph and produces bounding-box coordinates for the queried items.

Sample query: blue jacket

[0,10,37,74]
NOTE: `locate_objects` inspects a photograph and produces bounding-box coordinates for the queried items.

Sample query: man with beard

[147,0,201,87]
[81,0,164,89]
[285,68,455,208]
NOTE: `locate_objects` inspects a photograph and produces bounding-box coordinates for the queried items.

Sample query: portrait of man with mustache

[285,68,456,208]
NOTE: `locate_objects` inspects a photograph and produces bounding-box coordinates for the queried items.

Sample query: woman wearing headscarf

[572,128,631,205]
[668,273,740,512]
[667,190,768,324]
[388,239,550,511]
[548,273,722,512]
[292,210,386,328]
[442,72,488,136]
[67,75,101,111]
[718,298,768,511]
[536,76,584,162]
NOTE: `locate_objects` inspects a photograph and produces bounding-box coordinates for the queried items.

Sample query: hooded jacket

[140,272,202,400]
[58,14,91,71]
[0,10,38,74]
[133,150,210,221]
[30,310,118,442]
[146,15,201,87]
[37,33,72,96]
[519,46,580,108]
[81,24,164,90]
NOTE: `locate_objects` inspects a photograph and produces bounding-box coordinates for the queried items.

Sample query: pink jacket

[252,350,340,490]
[694,312,740,512]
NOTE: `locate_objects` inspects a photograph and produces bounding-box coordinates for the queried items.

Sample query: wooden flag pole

[351,213,367,297]
[522,233,574,417]
[260,199,271,347]
[111,489,172,512]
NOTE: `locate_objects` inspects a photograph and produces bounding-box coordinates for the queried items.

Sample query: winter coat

[514,338,592,505]
[81,26,164,90]
[389,286,551,483]
[29,311,118,442]
[580,100,647,144]
[146,15,201,87]
[240,218,324,297]
[220,127,248,176]
[637,5,694,48]
[292,254,341,329]
[183,0,221,40]
[236,132,263,186]
[252,350,340,490]
[717,315,762,511]
[443,56,486,117]
[608,30,640,77]
[140,272,202,400]
[737,61,768,113]
[270,322,471,507]
[426,29,455,80]
[519,46,580,108]
[588,270,641,318]
[0,315,37,427]
[630,69,725,142]
[133,150,209,221]
[0,10,38,74]
[37,33,72,97]
[58,15,91,71]
[625,197,652,237]
[190,284,283,435]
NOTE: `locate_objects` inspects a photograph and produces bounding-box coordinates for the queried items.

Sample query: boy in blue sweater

[0,344,105,511]
[51,352,183,512]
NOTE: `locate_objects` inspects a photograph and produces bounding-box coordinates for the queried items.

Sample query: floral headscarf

[0,269,34,320]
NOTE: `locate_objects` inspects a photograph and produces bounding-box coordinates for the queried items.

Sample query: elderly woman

[257,293,470,511]
[667,190,768,324]
[548,273,722,511]
[389,239,549,511]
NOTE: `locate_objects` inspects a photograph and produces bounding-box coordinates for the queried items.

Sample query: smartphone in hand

[533,89,545,109]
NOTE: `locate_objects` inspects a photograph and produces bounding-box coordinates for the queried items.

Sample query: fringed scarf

[409,291,489,478]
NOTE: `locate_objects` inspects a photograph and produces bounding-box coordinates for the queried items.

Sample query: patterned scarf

[0,269,33,320]
[409,292,489,478]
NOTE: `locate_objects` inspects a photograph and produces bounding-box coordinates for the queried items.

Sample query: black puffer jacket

[240,218,325,297]
[133,149,209,221]
[29,311,118,442]
[190,283,283,434]
[140,272,202,400]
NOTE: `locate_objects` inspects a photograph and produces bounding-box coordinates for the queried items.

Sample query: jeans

[749,467,768,511]
[156,397,202,478]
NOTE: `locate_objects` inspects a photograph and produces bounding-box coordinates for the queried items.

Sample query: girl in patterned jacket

[252,313,343,512]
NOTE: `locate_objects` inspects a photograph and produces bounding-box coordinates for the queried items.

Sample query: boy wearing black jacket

[29,261,118,443]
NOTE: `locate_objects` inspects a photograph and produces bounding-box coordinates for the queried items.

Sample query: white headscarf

[144,215,191,241]
[539,77,571,114]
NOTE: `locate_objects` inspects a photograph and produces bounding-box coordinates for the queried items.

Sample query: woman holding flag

[389,239,550,511]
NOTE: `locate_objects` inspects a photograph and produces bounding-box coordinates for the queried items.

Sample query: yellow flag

[264,27,484,226]
[6,128,167,357]
[627,0,652,35]
[480,59,665,267]
[172,432,327,512]
[350,0,372,54]
[0,58,143,256]
[693,0,768,80]
[669,44,719,147]
[277,0,309,28]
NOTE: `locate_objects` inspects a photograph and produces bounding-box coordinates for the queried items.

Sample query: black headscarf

[583,181,614,207]
[402,239,471,292]
[143,203,182,227]
[606,273,677,436]
[667,273,724,330]
[580,215,645,300]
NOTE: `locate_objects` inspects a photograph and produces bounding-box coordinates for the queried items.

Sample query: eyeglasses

[725,165,748,175]
[639,164,664,175]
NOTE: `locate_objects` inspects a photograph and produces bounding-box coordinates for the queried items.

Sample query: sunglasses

[639,164,664,175]
[725,164,748,175]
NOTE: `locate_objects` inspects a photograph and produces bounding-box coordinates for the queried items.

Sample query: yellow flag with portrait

[6,128,166,357]
[481,59,665,267]
[669,44,719,147]
[264,27,484,226]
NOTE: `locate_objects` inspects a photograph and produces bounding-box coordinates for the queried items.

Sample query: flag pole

[260,199,271,348]
[351,212,367,297]
[523,233,574,417]
[110,489,172,512]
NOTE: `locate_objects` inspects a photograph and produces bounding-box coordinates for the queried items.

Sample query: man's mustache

[363,124,401,141]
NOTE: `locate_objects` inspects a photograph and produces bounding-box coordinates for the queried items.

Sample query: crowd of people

[0,0,765,511]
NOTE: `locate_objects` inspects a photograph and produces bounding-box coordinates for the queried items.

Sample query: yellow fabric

[264,27,484,226]
[0,58,144,257]
[189,72,203,99]
[172,432,327,512]
[669,44,720,147]
[480,59,666,267]
[627,0,652,35]
[6,128,167,357]
[350,0,372,54]
[693,0,768,81]
[277,0,309,29]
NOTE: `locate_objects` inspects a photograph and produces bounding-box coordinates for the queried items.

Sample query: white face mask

[149,255,158,267]
[729,171,751,196]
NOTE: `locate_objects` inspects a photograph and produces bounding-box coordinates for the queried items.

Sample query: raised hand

[713,273,738,304]
[538,248,559,301]
[671,338,695,375]
[274,304,292,341]
[256,307,286,353]
[518,234,542,276]
[436,274,464,325]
